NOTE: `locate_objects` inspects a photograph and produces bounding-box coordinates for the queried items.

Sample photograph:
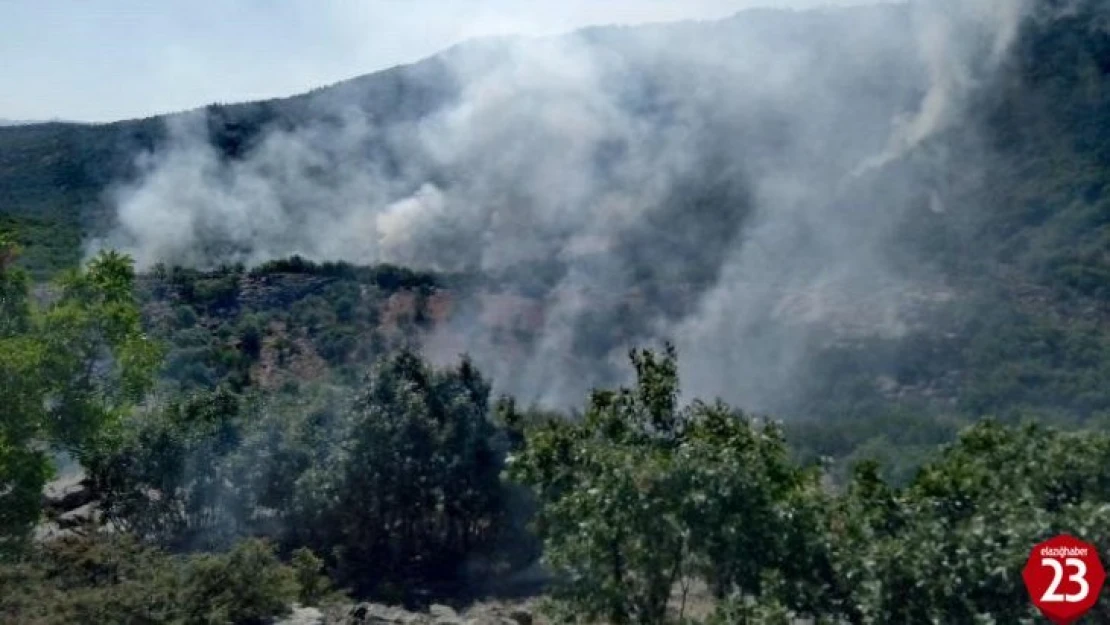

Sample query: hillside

[2,1,1109,457]
[0,59,457,276]
[6,2,1110,622]
[0,6,913,268]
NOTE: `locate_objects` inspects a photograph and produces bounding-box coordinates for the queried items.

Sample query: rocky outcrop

[276,606,326,625]
[340,602,537,625]
[41,471,94,514]
[428,604,462,625]
[37,469,102,542]
[346,603,424,624]
[57,502,100,529]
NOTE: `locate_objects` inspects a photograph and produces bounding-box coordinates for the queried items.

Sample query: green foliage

[291,547,335,606]
[706,593,795,625]
[803,421,1110,624]
[292,351,509,596]
[509,345,812,624]
[177,538,298,625]
[137,258,446,393]
[41,251,164,448]
[250,255,443,291]
[2,8,1110,621]
[0,1,1106,478]
[0,534,298,625]
[786,410,966,485]
[88,387,252,551]
[0,216,80,278]
[0,533,181,624]
[236,315,264,359]
[509,347,1110,624]
[90,350,515,599]
[0,248,160,555]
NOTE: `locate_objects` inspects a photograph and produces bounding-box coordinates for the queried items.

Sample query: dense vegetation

[4,243,1108,622]
[0,537,312,625]
[2,1,1110,623]
[137,257,447,393]
[1,2,1107,449]
[2,235,1110,623]
[86,350,523,598]
[0,237,160,554]
[773,0,1110,478]
[509,346,1110,623]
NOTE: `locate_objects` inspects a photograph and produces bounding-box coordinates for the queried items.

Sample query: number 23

[1041,557,1090,603]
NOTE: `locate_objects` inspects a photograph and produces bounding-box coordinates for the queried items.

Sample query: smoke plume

[92,0,1035,413]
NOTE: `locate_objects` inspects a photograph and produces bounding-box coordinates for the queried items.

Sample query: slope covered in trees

[779,0,1110,463]
[2,1,1110,622]
[0,0,1106,471]
[3,242,1108,622]
[0,2,1105,431]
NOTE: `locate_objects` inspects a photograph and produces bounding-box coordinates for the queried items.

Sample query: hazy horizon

[2,0,891,123]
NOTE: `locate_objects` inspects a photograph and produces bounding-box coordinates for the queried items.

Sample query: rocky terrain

[302,601,541,625]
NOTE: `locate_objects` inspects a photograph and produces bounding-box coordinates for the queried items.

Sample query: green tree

[290,350,507,596]
[811,421,1110,624]
[508,345,810,624]
[290,547,334,606]
[89,387,250,551]
[0,533,298,625]
[0,245,160,555]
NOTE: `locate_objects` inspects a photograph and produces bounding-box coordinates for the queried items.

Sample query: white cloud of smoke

[92,0,1035,412]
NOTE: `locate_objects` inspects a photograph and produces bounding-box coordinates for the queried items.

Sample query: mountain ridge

[3,0,1110,431]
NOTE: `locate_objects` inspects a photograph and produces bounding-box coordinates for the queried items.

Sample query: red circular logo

[1023,535,1106,624]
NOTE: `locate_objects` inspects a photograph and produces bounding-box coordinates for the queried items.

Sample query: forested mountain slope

[1,0,1109,457]
[5,2,1110,622]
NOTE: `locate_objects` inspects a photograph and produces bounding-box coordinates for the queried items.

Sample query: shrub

[178,539,297,625]
[508,345,812,624]
[0,534,298,625]
[291,547,334,606]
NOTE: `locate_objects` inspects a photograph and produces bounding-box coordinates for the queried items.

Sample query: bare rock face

[57,502,100,529]
[459,602,537,625]
[37,469,102,542]
[41,471,94,514]
[277,606,326,625]
[339,602,536,625]
[346,603,425,624]
[429,604,462,625]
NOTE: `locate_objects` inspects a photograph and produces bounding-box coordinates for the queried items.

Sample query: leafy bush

[510,346,1110,624]
[508,345,813,624]
[291,547,335,606]
[0,534,298,625]
[0,248,160,555]
[803,421,1110,623]
[91,350,515,599]
[178,539,298,625]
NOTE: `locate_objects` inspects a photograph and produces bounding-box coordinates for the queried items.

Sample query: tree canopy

[0,244,159,554]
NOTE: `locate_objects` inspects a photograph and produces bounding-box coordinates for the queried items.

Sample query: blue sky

[1,0,877,122]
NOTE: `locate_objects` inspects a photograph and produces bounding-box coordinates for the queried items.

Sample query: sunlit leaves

[509,344,1110,624]
[508,345,810,624]
[820,420,1110,624]
[0,249,160,554]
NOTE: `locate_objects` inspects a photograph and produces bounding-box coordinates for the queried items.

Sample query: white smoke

[855,0,1033,175]
[92,0,1036,412]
